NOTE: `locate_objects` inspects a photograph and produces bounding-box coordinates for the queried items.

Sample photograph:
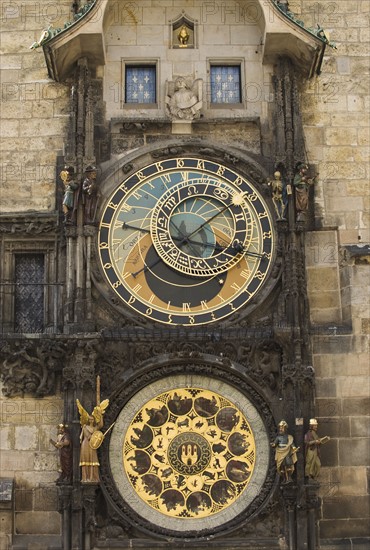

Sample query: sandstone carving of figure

[76,397,109,482]
[50,423,73,482]
[293,162,315,221]
[61,166,79,225]
[82,165,98,224]
[271,420,299,483]
[304,418,330,480]
[166,77,202,121]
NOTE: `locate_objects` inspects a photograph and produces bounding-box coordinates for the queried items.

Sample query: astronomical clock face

[109,375,270,535]
[98,158,275,325]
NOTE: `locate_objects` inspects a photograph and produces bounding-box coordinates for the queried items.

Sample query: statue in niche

[177,24,190,46]
[271,420,299,483]
[50,423,73,482]
[61,166,79,225]
[171,16,194,49]
[267,171,289,220]
[293,162,315,221]
[304,418,330,480]
[166,76,203,121]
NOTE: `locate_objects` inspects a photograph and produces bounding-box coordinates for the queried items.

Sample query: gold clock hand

[172,195,248,250]
[123,221,265,275]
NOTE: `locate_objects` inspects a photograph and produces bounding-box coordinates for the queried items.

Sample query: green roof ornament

[29,0,96,49]
[274,0,337,49]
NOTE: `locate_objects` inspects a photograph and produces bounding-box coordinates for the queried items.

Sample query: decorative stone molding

[0,214,58,235]
[0,340,66,397]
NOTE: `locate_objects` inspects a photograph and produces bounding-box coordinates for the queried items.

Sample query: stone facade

[298,1,370,543]
[0,1,369,549]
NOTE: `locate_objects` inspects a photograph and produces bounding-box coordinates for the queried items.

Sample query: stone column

[65,226,77,324]
[282,484,298,550]
[58,485,73,550]
[306,482,320,550]
[82,484,98,550]
[84,226,96,322]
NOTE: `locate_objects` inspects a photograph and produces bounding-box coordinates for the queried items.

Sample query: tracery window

[0,236,59,335]
[14,254,45,333]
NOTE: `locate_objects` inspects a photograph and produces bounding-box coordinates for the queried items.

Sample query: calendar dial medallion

[98,158,274,326]
[108,374,271,536]
[122,388,256,519]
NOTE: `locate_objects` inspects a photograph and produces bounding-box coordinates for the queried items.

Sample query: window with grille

[125,65,157,104]
[14,254,45,333]
[210,65,242,104]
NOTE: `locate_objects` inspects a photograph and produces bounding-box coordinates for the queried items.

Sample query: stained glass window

[14,254,44,333]
[210,66,242,104]
[125,66,156,103]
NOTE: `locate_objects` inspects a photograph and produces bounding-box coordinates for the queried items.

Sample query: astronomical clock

[98,157,275,326]
[96,154,278,540]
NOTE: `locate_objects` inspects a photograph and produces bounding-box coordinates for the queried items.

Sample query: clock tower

[42,1,320,545]
[2,1,355,549]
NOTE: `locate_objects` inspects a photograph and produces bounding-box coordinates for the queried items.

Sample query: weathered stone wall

[297,0,370,541]
[0,1,71,213]
[0,383,63,547]
[298,0,369,244]
[0,3,71,543]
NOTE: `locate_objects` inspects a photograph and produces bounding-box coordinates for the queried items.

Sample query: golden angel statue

[76,378,110,482]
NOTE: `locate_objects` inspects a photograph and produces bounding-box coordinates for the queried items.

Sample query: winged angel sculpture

[76,394,110,483]
[166,76,203,120]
